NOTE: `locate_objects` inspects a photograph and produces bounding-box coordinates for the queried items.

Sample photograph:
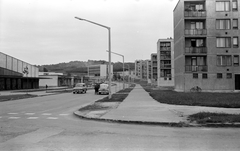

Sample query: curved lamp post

[75,17,112,99]
[106,50,125,89]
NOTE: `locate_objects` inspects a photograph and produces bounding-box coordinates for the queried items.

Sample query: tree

[43,67,48,72]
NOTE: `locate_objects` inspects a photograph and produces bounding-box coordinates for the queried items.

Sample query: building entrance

[235,74,240,90]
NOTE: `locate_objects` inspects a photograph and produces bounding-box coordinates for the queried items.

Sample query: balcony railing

[160,64,171,68]
[160,47,171,51]
[185,65,207,72]
[185,29,207,35]
[184,10,206,17]
[160,55,171,60]
[185,47,207,54]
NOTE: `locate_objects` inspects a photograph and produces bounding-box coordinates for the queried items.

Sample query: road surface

[0,89,240,151]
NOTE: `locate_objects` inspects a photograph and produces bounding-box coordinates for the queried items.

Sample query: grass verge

[188,112,240,124]
[0,94,38,102]
[137,80,240,108]
[79,86,135,112]
[149,90,240,108]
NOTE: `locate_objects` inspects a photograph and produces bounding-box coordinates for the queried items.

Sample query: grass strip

[188,112,240,124]
[0,94,38,102]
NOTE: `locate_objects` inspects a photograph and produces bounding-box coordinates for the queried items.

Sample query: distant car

[98,83,109,95]
[73,83,87,94]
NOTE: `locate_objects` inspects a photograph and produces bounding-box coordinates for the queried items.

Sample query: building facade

[157,39,175,87]
[135,60,149,80]
[88,64,113,83]
[0,52,39,90]
[39,72,84,87]
[174,0,240,92]
[151,53,158,83]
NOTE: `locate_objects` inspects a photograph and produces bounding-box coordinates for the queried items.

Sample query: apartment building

[147,60,152,82]
[157,39,175,87]
[174,0,240,92]
[151,53,158,83]
[135,60,149,80]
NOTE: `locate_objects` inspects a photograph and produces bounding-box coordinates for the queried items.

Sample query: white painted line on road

[8,117,20,119]
[8,113,18,115]
[25,113,35,115]
[27,117,39,119]
[42,113,52,116]
[47,117,58,120]
[59,114,69,116]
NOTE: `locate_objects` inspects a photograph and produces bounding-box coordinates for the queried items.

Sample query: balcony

[184,10,206,17]
[185,47,207,54]
[185,65,207,72]
[185,29,207,35]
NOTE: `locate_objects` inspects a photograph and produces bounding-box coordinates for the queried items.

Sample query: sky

[0,0,178,65]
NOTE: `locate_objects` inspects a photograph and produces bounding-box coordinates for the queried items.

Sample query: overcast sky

[0,0,178,65]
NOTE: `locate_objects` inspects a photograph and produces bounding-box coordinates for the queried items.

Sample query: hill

[37,60,135,75]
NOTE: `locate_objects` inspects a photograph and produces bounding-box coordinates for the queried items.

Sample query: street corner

[74,101,120,119]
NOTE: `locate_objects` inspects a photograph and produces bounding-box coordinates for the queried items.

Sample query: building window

[217,73,223,79]
[233,19,238,29]
[216,19,230,29]
[202,73,208,79]
[233,55,239,66]
[232,0,238,11]
[193,73,198,79]
[216,37,231,48]
[217,55,232,66]
[227,73,232,79]
[216,1,230,11]
[233,37,239,48]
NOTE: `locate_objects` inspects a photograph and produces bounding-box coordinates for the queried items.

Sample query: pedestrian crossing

[0,112,70,120]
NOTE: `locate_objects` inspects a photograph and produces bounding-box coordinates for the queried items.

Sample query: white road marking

[8,113,18,115]
[47,117,58,120]
[8,117,20,119]
[25,113,35,115]
[59,114,69,116]
[42,113,52,116]
[27,117,39,119]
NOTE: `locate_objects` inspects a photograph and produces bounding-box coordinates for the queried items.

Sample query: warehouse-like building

[0,52,39,91]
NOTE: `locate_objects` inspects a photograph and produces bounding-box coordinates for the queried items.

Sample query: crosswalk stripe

[25,113,35,115]
[47,117,58,119]
[8,113,18,115]
[27,117,39,119]
[42,113,52,116]
[59,114,69,116]
[9,117,20,119]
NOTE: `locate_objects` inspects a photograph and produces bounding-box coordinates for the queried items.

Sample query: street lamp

[75,17,112,99]
[125,64,130,84]
[106,50,125,89]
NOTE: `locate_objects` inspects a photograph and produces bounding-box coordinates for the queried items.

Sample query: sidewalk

[0,87,71,96]
[74,84,240,127]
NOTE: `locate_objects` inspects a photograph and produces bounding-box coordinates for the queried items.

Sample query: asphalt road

[0,89,240,151]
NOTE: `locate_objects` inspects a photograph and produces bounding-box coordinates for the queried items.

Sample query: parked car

[73,83,87,94]
[98,83,109,95]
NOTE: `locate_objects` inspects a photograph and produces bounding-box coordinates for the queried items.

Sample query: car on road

[98,83,109,95]
[73,83,87,94]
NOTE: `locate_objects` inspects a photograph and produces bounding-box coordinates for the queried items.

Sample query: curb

[73,110,193,127]
[73,110,240,128]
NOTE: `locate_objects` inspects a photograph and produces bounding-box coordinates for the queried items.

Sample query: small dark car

[73,83,87,94]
